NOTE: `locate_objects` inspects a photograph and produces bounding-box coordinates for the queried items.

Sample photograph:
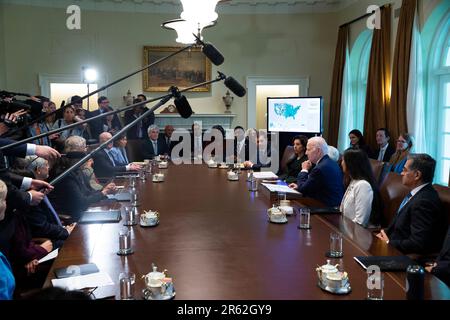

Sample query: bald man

[93,132,141,178]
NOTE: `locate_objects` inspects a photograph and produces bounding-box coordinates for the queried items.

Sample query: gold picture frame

[143,46,211,92]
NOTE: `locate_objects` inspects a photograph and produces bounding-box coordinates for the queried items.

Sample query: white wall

[0,4,338,130]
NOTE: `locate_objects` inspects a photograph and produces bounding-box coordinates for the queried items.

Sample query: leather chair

[433,184,450,224]
[379,172,409,227]
[369,159,392,186]
[279,146,295,174]
[126,139,145,162]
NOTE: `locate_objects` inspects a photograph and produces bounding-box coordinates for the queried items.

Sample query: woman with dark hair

[279,135,308,183]
[389,133,413,173]
[340,149,382,227]
[348,129,371,155]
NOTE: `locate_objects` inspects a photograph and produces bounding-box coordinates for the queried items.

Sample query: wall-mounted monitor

[267,96,322,134]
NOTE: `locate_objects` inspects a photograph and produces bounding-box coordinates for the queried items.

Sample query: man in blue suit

[289,137,344,207]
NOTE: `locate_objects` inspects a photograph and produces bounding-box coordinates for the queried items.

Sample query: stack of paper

[51,271,114,291]
[253,172,278,179]
[261,183,301,194]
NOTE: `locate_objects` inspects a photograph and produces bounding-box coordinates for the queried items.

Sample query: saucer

[227,175,239,181]
[317,279,351,295]
[269,217,288,224]
[142,288,176,300]
[140,221,159,228]
[208,164,218,168]
[219,165,229,169]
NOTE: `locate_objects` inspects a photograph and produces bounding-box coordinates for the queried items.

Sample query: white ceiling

[1,0,359,14]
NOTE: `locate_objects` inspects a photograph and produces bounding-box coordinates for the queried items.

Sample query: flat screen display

[267,96,322,133]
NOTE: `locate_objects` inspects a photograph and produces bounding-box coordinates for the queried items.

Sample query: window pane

[446,47,450,67]
[445,109,450,132]
[441,160,450,185]
[446,82,450,107]
[444,135,450,158]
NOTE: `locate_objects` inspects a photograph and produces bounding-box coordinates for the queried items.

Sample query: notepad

[261,183,301,194]
[52,271,114,291]
[54,263,100,279]
[353,256,416,271]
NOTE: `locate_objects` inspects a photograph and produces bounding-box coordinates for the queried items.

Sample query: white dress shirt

[377,143,389,161]
[340,179,373,227]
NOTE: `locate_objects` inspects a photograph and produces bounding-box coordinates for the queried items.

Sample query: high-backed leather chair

[379,172,409,227]
[126,139,145,162]
[279,145,295,174]
[433,184,450,224]
[369,158,384,184]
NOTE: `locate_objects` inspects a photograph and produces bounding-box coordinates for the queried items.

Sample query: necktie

[43,196,63,226]
[398,192,412,213]
[121,148,129,164]
[106,150,116,166]
[378,147,384,161]
[153,141,158,155]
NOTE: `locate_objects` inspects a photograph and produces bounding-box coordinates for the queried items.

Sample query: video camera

[0,90,43,127]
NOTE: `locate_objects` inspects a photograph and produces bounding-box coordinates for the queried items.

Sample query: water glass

[123,206,136,226]
[248,178,258,191]
[298,208,311,229]
[367,272,384,300]
[277,192,286,206]
[117,229,133,255]
[119,272,136,300]
[329,233,343,258]
[139,169,146,181]
[128,176,136,188]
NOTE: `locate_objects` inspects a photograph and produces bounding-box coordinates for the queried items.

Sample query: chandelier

[162,0,220,44]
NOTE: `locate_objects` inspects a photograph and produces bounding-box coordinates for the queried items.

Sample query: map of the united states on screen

[273,103,301,119]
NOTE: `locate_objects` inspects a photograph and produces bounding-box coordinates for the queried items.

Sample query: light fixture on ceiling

[162,19,216,44]
[180,0,220,27]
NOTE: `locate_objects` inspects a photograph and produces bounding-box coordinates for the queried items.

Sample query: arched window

[423,2,450,185]
[337,30,372,151]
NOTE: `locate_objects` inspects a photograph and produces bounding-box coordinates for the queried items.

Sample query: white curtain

[406,10,427,153]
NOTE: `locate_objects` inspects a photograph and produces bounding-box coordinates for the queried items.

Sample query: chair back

[126,139,145,162]
[280,146,295,174]
[379,172,409,226]
[433,184,450,225]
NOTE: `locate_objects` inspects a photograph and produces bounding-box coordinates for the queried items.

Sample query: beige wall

[0,4,6,89]
[0,4,338,131]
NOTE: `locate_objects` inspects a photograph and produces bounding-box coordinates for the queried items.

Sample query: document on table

[261,183,301,194]
[253,172,278,179]
[38,248,59,264]
[51,271,114,290]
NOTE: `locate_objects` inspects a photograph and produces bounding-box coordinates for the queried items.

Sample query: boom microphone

[193,34,224,66]
[170,86,193,119]
[224,76,246,97]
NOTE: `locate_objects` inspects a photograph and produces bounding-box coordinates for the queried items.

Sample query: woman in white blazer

[340,149,381,227]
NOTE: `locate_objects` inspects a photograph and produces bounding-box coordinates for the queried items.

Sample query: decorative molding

[155,113,236,130]
[3,0,358,14]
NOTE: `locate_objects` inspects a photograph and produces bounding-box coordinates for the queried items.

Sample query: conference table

[44,164,450,300]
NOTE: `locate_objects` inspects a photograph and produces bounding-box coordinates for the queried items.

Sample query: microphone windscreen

[224,77,246,97]
[202,43,224,66]
[174,95,193,119]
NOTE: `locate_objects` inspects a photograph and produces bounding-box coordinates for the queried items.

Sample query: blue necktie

[153,141,158,155]
[106,149,116,166]
[398,192,412,213]
[43,196,63,226]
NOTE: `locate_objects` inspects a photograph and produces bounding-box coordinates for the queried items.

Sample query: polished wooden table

[44,164,450,300]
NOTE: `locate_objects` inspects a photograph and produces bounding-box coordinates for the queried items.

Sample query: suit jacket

[234,137,249,162]
[143,137,168,159]
[372,144,395,162]
[124,108,155,140]
[48,170,106,221]
[87,109,122,141]
[93,149,127,178]
[432,227,450,287]
[24,201,69,245]
[296,155,344,207]
[385,184,447,254]
[279,154,308,184]
[159,133,175,154]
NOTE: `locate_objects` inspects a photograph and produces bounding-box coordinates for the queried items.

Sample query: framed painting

[143,46,211,92]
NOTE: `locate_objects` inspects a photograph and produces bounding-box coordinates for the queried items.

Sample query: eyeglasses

[397,140,407,143]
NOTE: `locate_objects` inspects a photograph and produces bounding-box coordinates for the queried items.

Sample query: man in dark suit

[92,132,141,178]
[142,125,168,159]
[233,126,249,163]
[425,227,450,287]
[377,154,447,254]
[124,96,155,140]
[371,128,395,162]
[289,137,344,207]
[160,125,175,154]
[86,96,122,142]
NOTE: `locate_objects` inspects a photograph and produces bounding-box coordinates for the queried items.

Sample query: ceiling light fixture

[162,19,216,44]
